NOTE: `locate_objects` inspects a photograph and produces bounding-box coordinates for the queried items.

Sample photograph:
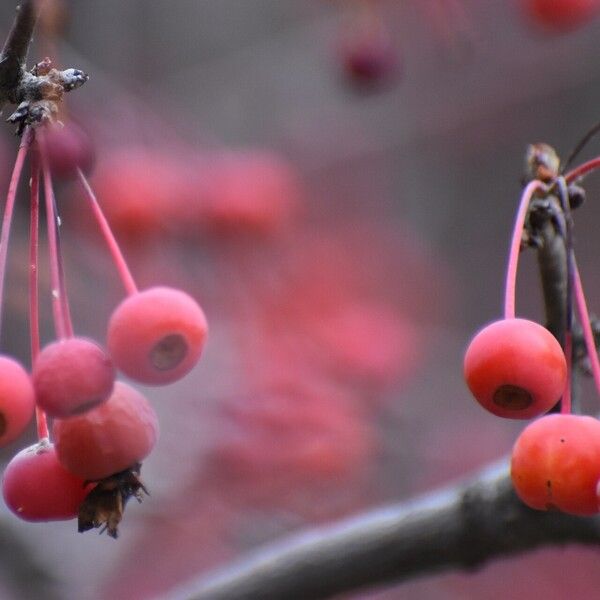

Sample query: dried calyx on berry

[78,464,148,539]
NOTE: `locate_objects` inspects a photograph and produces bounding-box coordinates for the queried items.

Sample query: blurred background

[0,1,600,598]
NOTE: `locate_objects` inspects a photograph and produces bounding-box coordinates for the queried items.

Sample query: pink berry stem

[0,128,32,335]
[573,263,600,400]
[561,331,572,415]
[39,136,74,339]
[29,148,49,441]
[564,157,600,184]
[76,168,138,296]
[504,179,548,320]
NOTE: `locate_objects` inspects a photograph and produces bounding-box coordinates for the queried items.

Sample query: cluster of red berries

[84,146,299,243]
[0,123,208,535]
[464,152,600,516]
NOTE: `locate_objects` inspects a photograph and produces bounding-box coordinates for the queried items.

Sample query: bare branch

[0,1,40,107]
[164,460,600,600]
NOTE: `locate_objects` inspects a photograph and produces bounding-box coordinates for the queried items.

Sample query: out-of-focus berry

[53,381,159,480]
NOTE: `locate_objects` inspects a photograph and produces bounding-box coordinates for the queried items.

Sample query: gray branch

[165,460,600,600]
[0,0,39,108]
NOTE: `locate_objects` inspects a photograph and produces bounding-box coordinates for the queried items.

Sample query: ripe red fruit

[2,441,90,521]
[511,414,600,515]
[0,356,35,447]
[53,381,159,480]
[33,337,115,418]
[44,121,95,179]
[200,151,300,235]
[522,0,600,31]
[337,26,400,90]
[107,287,208,385]
[89,148,188,239]
[464,318,567,419]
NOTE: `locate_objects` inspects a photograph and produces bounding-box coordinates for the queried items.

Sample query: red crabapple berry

[44,121,95,179]
[2,440,90,521]
[337,26,400,90]
[464,318,567,419]
[33,337,115,418]
[200,151,300,235]
[511,414,600,515]
[107,287,208,385]
[0,356,35,447]
[522,0,600,31]
[53,381,159,480]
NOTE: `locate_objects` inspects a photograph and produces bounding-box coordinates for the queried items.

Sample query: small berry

[511,414,600,515]
[464,318,567,419]
[53,381,159,480]
[107,287,208,385]
[338,27,400,90]
[44,121,95,179]
[33,337,115,418]
[522,0,600,31]
[89,149,185,239]
[0,356,35,447]
[2,440,90,521]
[200,151,299,235]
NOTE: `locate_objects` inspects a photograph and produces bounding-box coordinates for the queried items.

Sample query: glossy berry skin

[33,337,115,418]
[2,441,90,521]
[53,381,159,480]
[0,356,35,447]
[464,318,566,419]
[107,287,208,385]
[522,0,600,31]
[511,414,600,515]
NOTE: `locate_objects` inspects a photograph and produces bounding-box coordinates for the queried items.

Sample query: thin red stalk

[504,179,547,319]
[29,150,48,440]
[76,168,137,295]
[0,129,32,335]
[573,264,600,400]
[39,141,72,339]
[53,198,74,338]
[564,157,600,183]
[561,331,572,415]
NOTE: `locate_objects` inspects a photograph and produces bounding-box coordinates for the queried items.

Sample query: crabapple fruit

[33,337,115,418]
[337,26,399,90]
[0,356,35,447]
[201,151,299,235]
[53,381,159,480]
[107,287,208,385]
[89,148,186,239]
[2,441,90,521]
[511,414,600,515]
[44,121,95,179]
[464,318,567,419]
[522,0,600,31]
